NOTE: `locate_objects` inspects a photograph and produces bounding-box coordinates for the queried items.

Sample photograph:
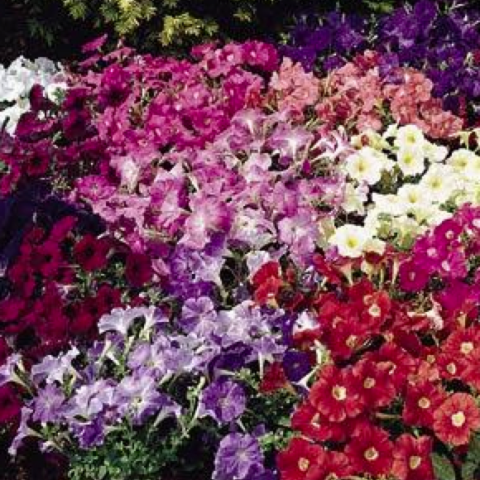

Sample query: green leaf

[432,453,455,480]
[462,461,477,480]
[467,433,480,461]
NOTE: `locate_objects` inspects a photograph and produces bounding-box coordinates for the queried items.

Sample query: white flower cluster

[329,124,480,258]
[0,56,67,134]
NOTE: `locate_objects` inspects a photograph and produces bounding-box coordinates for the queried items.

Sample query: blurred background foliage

[1,0,401,64]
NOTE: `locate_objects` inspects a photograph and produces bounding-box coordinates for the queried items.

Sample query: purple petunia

[32,384,66,423]
[213,433,266,480]
[200,380,246,424]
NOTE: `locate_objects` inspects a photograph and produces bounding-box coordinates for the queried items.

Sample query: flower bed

[2,6,480,478]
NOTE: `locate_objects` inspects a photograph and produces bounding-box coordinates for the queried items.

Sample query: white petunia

[423,142,448,163]
[371,193,406,216]
[342,182,368,214]
[447,149,479,174]
[397,184,431,212]
[394,124,425,149]
[419,164,457,203]
[329,224,373,258]
[345,147,391,185]
[396,145,425,176]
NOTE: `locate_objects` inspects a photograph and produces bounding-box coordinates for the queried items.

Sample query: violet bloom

[115,373,173,425]
[0,354,21,387]
[32,384,66,423]
[180,194,233,250]
[213,433,266,480]
[200,380,246,424]
[31,347,80,386]
[70,416,105,449]
[180,296,217,334]
[98,306,165,336]
[282,351,311,382]
[66,379,116,420]
[9,407,34,456]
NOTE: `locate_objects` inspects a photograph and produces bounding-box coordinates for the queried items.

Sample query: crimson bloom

[125,252,153,287]
[291,402,357,443]
[392,434,434,480]
[433,393,480,446]
[305,451,352,480]
[403,381,447,429]
[353,358,396,409]
[0,385,21,423]
[345,425,394,477]
[73,234,110,272]
[309,365,363,422]
[277,437,325,480]
[260,362,290,394]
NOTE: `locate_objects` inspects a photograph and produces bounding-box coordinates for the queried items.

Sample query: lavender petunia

[31,347,80,386]
[32,384,66,423]
[115,373,173,425]
[199,380,246,424]
[213,433,266,480]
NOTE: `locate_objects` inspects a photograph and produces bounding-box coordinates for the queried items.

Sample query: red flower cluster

[0,215,154,359]
[278,205,480,480]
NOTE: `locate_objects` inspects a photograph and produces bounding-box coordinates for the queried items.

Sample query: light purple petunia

[32,384,66,423]
[213,433,266,480]
[199,380,246,424]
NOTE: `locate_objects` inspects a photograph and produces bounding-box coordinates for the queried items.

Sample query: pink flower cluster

[314,51,463,138]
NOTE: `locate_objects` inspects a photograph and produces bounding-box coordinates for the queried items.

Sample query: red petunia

[31,240,63,277]
[371,342,417,392]
[360,290,391,330]
[291,402,359,443]
[442,327,480,365]
[392,434,434,480]
[8,263,36,297]
[260,362,290,394]
[252,261,283,306]
[125,252,153,287]
[309,365,363,423]
[74,234,110,272]
[0,385,21,423]
[305,450,352,480]
[277,437,325,480]
[252,261,281,288]
[433,393,480,446]
[403,381,447,429]
[353,358,396,409]
[345,425,394,477]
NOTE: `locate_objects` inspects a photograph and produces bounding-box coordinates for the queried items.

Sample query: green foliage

[0,0,405,64]
[432,453,456,480]
[462,434,480,480]
[68,424,181,480]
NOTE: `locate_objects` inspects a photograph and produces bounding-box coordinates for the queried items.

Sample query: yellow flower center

[447,362,457,375]
[364,447,379,461]
[298,458,310,472]
[452,411,466,428]
[311,414,321,428]
[409,456,422,470]
[332,385,347,401]
[364,377,376,389]
[418,397,431,409]
[368,304,382,317]
[461,342,474,355]
[346,335,358,348]
[346,237,359,249]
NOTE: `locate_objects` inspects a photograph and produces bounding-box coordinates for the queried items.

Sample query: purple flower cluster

[283,0,480,123]
[2,300,291,470]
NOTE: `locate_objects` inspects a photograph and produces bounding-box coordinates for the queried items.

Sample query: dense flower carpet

[2,1,480,479]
